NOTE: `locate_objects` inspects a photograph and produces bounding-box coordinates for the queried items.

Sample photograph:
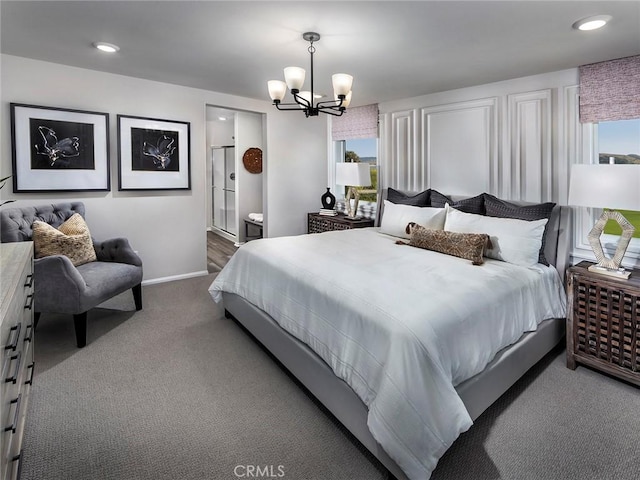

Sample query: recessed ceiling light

[93,42,120,53]
[572,15,612,31]
[218,116,227,121]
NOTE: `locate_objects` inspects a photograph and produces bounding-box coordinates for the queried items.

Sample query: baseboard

[142,270,210,286]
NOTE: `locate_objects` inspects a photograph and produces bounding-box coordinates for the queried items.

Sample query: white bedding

[209,228,567,480]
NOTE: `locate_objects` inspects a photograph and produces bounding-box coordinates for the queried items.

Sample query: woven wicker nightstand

[566,261,640,386]
[307,212,374,234]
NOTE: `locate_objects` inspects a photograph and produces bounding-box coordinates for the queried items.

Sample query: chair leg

[132,284,142,311]
[73,312,88,348]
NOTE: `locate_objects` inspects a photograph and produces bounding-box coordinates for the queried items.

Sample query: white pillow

[380,200,445,239]
[444,204,548,266]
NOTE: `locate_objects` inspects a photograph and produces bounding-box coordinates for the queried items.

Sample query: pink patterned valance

[331,104,379,140]
[579,55,640,123]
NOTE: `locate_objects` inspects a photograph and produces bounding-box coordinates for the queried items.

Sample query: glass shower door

[212,146,236,235]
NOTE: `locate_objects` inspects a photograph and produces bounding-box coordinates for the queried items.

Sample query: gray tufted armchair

[0,202,143,347]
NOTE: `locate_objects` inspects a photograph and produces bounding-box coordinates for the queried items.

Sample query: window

[342,138,378,202]
[598,118,640,236]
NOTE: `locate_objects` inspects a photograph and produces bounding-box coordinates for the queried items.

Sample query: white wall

[264,113,328,238]
[0,54,328,282]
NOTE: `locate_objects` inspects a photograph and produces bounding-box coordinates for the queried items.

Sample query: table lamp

[568,164,640,279]
[335,162,371,219]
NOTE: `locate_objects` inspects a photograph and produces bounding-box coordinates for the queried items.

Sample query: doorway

[205,105,264,251]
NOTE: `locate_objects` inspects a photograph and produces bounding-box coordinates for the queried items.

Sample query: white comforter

[209,228,566,479]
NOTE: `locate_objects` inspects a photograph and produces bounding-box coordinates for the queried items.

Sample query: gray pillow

[484,194,556,266]
[387,187,430,206]
[429,190,485,215]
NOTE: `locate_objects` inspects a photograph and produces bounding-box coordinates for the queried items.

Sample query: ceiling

[2,1,639,107]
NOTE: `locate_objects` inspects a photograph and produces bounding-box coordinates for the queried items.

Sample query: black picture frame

[10,103,110,192]
[117,115,191,190]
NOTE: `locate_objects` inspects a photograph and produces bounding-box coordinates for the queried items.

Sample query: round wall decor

[242,147,263,174]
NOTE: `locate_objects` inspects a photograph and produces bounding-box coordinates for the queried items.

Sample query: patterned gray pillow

[429,190,485,214]
[387,187,430,206]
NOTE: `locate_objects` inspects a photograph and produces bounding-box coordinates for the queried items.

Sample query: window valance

[579,55,640,123]
[331,104,379,140]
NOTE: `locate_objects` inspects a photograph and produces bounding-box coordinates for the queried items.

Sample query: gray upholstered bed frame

[222,191,570,480]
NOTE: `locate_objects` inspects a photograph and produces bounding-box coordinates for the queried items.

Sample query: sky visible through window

[599,118,640,156]
[346,138,377,159]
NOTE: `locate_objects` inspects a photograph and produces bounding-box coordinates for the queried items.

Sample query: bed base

[223,292,564,480]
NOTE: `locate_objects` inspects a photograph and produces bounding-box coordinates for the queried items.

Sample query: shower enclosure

[211,145,236,235]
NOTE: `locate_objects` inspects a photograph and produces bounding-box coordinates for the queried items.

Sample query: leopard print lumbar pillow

[400,222,490,265]
[33,213,97,266]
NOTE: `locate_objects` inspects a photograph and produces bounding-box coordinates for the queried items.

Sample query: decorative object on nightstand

[566,261,640,386]
[321,187,336,210]
[335,162,371,219]
[307,212,374,234]
[568,164,640,279]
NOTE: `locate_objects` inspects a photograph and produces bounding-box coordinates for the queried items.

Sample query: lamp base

[344,186,361,219]
[588,264,632,279]
[586,210,635,279]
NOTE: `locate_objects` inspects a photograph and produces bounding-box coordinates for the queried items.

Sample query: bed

[208,190,570,480]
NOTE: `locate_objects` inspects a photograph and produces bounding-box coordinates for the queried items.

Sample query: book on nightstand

[587,264,632,279]
[319,209,337,216]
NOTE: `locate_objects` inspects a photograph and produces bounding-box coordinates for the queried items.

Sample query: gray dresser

[1,242,35,480]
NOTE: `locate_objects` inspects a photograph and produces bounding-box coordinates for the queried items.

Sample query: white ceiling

[2,1,639,107]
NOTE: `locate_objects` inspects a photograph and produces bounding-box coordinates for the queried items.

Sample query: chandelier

[267,32,353,117]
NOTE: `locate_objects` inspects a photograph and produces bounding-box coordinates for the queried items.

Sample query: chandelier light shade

[284,67,306,90]
[268,32,353,117]
[332,73,353,96]
[267,81,287,102]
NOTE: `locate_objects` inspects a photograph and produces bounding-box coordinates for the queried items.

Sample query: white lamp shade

[568,164,640,210]
[267,80,287,101]
[284,66,305,90]
[335,162,371,187]
[335,90,352,108]
[332,73,353,96]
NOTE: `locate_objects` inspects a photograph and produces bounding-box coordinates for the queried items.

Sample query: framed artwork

[10,103,110,192]
[117,115,191,190]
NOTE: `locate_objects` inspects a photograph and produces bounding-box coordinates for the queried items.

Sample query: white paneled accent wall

[422,98,498,196]
[507,89,552,203]
[385,110,416,191]
[379,69,580,207]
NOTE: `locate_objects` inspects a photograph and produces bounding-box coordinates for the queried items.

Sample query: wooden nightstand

[566,261,640,386]
[307,212,374,234]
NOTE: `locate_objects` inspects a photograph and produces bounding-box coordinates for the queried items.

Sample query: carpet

[21,273,640,480]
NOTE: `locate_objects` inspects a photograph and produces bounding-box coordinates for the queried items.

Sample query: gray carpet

[22,274,640,480]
